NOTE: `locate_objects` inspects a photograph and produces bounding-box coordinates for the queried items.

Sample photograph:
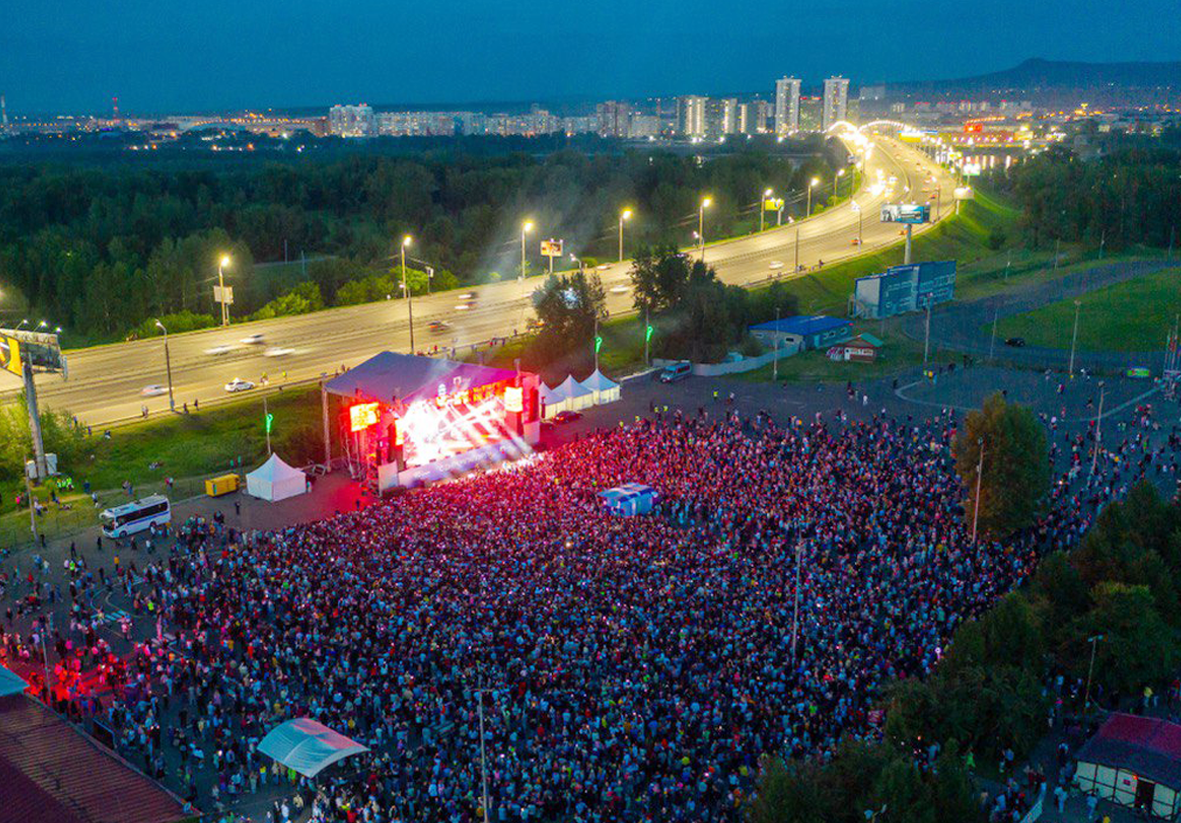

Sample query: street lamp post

[1090,381,1106,477]
[217,255,231,326]
[520,220,533,296]
[923,294,933,368]
[760,188,772,233]
[971,437,985,543]
[806,177,819,216]
[834,167,845,199]
[773,306,780,382]
[401,235,415,354]
[1068,299,1082,378]
[618,209,632,263]
[154,320,174,411]
[1083,634,1105,713]
[698,198,711,261]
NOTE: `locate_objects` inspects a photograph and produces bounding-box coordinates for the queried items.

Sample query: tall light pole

[698,197,711,261]
[1090,381,1106,477]
[217,254,231,326]
[923,294,932,369]
[760,188,772,233]
[154,320,174,411]
[806,177,819,216]
[401,235,415,354]
[833,167,845,199]
[1068,299,1081,378]
[971,437,985,544]
[1083,634,1104,713]
[772,306,780,381]
[618,208,632,263]
[520,220,533,297]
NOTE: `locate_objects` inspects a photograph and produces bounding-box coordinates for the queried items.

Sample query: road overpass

[9,131,958,425]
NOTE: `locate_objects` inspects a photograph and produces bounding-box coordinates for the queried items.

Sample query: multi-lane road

[9,132,957,425]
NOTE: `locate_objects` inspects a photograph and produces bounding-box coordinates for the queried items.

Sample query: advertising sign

[762,197,784,212]
[880,203,930,224]
[540,239,563,258]
[503,385,524,413]
[0,329,63,373]
[213,285,234,305]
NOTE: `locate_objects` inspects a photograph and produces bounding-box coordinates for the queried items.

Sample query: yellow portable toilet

[205,474,240,497]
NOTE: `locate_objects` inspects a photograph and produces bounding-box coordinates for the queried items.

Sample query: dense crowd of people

[1,394,1179,822]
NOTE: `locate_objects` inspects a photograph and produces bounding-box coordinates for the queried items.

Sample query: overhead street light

[154,319,175,410]
[698,197,711,260]
[619,208,632,262]
[401,235,415,353]
[760,188,773,233]
[217,254,232,326]
[807,177,819,217]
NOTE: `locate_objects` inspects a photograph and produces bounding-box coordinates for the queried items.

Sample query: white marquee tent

[257,718,369,778]
[245,453,307,502]
[539,382,565,418]
[578,369,621,405]
[557,375,595,411]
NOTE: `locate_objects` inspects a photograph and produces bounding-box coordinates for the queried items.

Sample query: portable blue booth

[599,483,657,516]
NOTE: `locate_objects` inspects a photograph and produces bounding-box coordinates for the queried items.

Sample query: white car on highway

[140,384,167,397]
[263,346,293,358]
[240,333,266,345]
[609,284,629,294]
[224,377,255,393]
[769,261,784,270]
[204,344,235,356]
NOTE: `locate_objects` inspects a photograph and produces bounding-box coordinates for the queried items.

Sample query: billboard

[349,402,380,432]
[762,197,784,212]
[213,284,234,305]
[880,203,930,224]
[0,329,63,374]
[540,239,563,258]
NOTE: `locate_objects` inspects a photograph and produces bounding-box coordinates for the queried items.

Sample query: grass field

[0,386,324,548]
[993,266,1181,352]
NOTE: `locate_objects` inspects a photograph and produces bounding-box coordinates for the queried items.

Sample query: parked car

[553,410,582,424]
[1004,337,1026,348]
[658,361,692,383]
[224,377,255,393]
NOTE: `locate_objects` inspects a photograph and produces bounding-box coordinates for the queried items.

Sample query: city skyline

[4,0,1181,112]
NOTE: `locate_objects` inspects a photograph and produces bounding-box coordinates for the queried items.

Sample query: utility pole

[971,437,985,544]
[791,543,803,663]
[904,223,913,265]
[478,684,491,823]
[794,230,800,272]
[401,236,415,354]
[989,304,999,361]
[1083,634,1104,713]
[922,295,932,369]
[155,320,174,411]
[773,306,780,382]
[1068,299,1081,378]
[1089,382,1105,477]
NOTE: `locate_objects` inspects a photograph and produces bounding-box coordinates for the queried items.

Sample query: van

[658,361,692,383]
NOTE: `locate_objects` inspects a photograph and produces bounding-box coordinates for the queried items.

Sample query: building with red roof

[1074,712,1181,818]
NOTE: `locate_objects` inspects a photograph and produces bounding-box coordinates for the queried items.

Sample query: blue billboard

[853,261,956,319]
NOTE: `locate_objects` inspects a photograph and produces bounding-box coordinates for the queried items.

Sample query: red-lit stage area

[325,352,541,491]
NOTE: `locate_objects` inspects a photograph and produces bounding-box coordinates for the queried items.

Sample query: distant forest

[0,134,842,340]
[986,133,1181,250]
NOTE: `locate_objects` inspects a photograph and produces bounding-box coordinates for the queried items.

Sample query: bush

[251,282,324,320]
[127,311,216,341]
[987,229,1008,250]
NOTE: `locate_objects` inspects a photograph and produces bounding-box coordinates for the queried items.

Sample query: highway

[8,132,958,425]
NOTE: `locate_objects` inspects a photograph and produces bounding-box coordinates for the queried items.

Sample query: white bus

[100,494,171,539]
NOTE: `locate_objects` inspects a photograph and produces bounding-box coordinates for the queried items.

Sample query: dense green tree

[952,393,1049,538]
[531,270,607,363]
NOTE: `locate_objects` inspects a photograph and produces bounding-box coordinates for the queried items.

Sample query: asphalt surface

[904,259,1174,372]
[3,135,956,426]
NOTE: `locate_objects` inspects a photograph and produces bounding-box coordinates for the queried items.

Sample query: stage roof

[325,352,520,405]
[258,717,369,778]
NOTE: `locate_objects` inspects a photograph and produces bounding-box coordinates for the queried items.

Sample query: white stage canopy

[257,718,369,778]
[578,369,621,405]
[557,375,594,411]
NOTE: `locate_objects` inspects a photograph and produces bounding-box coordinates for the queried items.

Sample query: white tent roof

[257,718,370,778]
[247,453,305,485]
[539,382,564,404]
[557,375,593,399]
[0,665,28,697]
[579,369,619,392]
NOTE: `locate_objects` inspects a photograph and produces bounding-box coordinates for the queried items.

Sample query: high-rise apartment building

[774,77,801,135]
[822,77,849,131]
[738,99,770,134]
[704,98,737,138]
[677,96,706,139]
[596,101,631,138]
[328,104,376,137]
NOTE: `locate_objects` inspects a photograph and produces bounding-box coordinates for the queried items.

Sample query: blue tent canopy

[599,483,657,516]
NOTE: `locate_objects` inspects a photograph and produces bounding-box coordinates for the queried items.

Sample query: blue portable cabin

[599,483,658,516]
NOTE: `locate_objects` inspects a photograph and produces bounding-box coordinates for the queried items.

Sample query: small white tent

[539,382,566,418]
[558,375,594,411]
[578,369,621,405]
[245,453,307,502]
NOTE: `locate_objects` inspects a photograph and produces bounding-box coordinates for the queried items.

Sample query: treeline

[988,144,1181,249]
[0,138,841,340]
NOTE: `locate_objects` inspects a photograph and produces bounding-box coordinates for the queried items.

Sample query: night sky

[5,0,1179,113]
